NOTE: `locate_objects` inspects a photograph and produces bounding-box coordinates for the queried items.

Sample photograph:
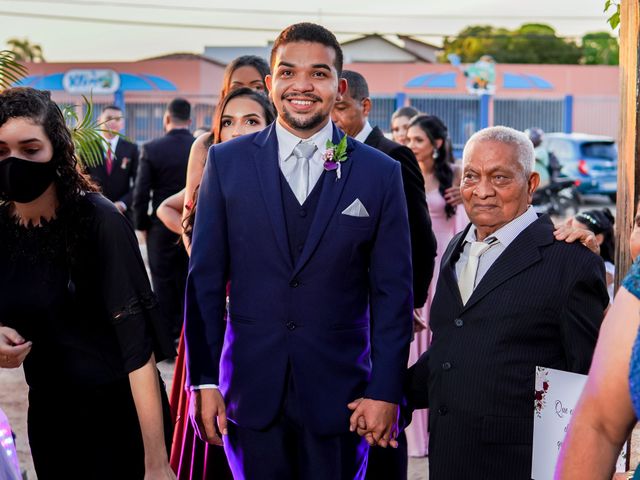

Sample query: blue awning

[405,72,457,89]
[13,72,178,92]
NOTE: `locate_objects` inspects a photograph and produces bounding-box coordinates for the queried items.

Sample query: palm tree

[6,38,45,63]
[0,49,109,167]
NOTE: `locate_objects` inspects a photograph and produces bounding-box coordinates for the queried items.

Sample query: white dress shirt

[102,134,119,156]
[354,120,373,144]
[276,119,334,202]
[455,206,539,288]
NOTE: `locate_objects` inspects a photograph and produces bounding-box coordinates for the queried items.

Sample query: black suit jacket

[132,128,194,231]
[365,126,437,308]
[406,215,608,480]
[86,138,139,209]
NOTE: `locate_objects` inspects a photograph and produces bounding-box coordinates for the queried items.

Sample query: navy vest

[279,171,325,266]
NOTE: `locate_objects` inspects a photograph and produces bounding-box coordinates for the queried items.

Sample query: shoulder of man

[351,137,400,172]
[207,130,262,166]
[118,137,139,152]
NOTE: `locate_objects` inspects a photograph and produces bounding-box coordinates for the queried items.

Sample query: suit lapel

[253,124,293,269]
[462,217,553,311]
[292,125,352,276]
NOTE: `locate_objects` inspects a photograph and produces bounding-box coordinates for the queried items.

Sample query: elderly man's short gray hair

[462,126,535,177]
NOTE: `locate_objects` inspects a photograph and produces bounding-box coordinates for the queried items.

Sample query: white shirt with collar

[276,119,334,200]
[454,206,539,289]
[102,134,119,157]
[354,120,373,144]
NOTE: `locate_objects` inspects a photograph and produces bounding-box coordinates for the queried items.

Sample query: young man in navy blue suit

[185,23,413,479]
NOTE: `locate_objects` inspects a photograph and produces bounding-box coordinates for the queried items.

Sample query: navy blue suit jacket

[185,123,413,435]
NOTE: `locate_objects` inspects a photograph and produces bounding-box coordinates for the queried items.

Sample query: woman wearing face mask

[160,87,275,479]
[0,87,176,478]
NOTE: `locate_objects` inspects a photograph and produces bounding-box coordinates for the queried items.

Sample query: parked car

[544,133,618,202]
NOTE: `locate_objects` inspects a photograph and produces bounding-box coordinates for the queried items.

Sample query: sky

[0,0,615,62]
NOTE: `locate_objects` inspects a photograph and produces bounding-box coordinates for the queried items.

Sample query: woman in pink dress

[405,114,466,458]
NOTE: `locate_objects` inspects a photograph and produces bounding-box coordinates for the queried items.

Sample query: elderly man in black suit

[406,126,608,479]
[133,98,194,338]
[332,70,437,480]
[86,105,139,219]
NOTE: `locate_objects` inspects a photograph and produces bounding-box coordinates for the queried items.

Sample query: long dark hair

[183,88,275,239]
[0,87,98,264]
[220,55,270,99]
[574,208,615,264]
[409,114,456,218]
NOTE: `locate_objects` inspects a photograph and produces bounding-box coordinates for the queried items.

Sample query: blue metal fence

[80,101,215,144]
[369,95,397,133]
[408,95,482,152]
[493,97,565,133]
[68,94,576,150]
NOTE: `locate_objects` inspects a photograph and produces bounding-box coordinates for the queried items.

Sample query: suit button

[286,321,296,331]
[438,406,448,416]
[442,362,452,371]
[299,209,307,217]
[454,318,463,327]
[289,279,300,288]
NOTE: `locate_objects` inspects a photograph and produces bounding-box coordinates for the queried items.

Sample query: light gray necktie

[458,240,494,304]
[290,140,317,204]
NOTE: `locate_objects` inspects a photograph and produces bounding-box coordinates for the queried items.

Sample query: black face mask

[0,156,56,203]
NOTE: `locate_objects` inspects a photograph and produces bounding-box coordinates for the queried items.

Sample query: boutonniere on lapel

[120,156,130,170]
[323,135,349,180]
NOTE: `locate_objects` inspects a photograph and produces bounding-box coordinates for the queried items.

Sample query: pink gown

[405,189,468,457]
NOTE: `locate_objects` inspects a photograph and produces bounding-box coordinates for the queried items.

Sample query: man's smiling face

[266,41,346,139]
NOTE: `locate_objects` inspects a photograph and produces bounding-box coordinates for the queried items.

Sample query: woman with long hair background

[159,86,275,479]
[404,114,466,459]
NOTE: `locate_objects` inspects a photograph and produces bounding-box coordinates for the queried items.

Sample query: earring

[433,149,439,159]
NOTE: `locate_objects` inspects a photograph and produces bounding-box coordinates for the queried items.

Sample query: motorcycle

[532,177,581,218]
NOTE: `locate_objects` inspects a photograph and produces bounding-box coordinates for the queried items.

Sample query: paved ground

[0,195,618,479]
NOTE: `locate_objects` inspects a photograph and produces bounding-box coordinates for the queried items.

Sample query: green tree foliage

[6,38,45,62]
[582,31,619,65]
[441,23,582,64]
[603,0,620,30]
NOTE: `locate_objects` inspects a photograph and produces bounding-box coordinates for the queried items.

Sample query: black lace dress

[0,193,175,479]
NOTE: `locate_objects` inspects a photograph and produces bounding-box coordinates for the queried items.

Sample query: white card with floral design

[531,366,626,479]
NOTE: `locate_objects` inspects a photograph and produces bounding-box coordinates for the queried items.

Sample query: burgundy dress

[169,326,232,479]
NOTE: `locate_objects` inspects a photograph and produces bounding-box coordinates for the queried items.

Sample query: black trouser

[28,375,172,480]
[146,219,189,338]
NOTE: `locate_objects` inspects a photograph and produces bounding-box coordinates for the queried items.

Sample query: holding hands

[347,397,400,448]
[0,326,31,368]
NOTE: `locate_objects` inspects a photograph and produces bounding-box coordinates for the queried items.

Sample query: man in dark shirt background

[133,98,194,337]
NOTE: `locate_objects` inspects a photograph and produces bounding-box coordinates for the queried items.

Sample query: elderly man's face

[461,139,539,240]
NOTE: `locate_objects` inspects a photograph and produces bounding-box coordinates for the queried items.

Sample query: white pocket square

[341,198,369,218]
